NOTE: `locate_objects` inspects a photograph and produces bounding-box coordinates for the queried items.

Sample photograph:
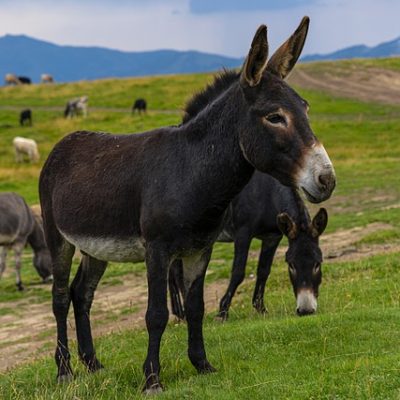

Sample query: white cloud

[0,0,398,57]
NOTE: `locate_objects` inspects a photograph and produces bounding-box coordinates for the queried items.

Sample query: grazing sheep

[13,137,40,163]
[5,73,20,85]
[4,74,31,85]
[41,74,54,83]
[20,109,32,126]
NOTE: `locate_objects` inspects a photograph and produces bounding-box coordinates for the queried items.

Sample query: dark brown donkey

[169,172,328,321]
[39,17,335,393]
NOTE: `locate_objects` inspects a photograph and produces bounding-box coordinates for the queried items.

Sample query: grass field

[0,58,399,399]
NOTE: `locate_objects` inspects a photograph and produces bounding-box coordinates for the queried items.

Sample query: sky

[0,0,399,58]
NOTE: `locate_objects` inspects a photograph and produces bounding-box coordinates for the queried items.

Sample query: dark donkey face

[277,208,328,315]
[33,249,53,282]
[239,17,335,203]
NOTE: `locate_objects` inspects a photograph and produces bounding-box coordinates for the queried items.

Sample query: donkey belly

[60,231,145,262]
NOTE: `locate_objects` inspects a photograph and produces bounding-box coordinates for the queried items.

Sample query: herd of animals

[7,95,147,163]
[0,18,340,393]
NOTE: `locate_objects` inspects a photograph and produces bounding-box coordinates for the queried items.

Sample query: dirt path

[0,274,228,372]
[288,66,400,105]
[0,222,399,372]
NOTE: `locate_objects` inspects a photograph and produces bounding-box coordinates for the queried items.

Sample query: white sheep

[13,137,40,163]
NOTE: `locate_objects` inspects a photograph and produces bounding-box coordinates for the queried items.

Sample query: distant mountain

[0,34,242,82]
[302,36,400,62]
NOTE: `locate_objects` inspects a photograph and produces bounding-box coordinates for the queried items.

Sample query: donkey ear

[277,212,297,239]
[240,25,269,87]
[311,208,328,238]
[267,16,309,79]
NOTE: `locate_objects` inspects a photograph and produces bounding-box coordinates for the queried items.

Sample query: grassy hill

[0,59,400,399]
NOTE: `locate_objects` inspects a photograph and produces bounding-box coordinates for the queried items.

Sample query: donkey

[132,98,147,114]
[169,172,328,321]
[18,76,31,84]
[20,109,32,126]
[0,193,52,290]
[39,17,335,393]
[64,96,88,118]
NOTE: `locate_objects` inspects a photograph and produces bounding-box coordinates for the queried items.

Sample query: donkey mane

[183,69,240,123]
[290,191,312,231]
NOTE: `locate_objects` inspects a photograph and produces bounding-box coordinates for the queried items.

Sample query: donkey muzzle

[296,288,317,316]
[297,143,336,203]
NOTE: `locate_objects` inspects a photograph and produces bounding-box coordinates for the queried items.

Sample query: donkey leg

[70,255,107,372]
[169,259,185,320]
[13,243,24,291]
[218,232,251,320]
[52,241,75,382]
[142,244,170,394]
[183,248,216,373]
[252,236,281,313]
[0,246,7,279]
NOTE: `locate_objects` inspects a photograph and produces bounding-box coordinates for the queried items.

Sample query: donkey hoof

[57,373,73,384]
[143,373,163,395]
[16,283,24,291]
[88,360,104,373]
[214,312,228,322]
[256,307,268,315]
[82,355,104,372]
[196,361,217,374]
[143,384,164,395]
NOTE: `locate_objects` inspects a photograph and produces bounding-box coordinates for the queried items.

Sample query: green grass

[1,59,400,398]
[299,57,400,75]
[1,253,400,399]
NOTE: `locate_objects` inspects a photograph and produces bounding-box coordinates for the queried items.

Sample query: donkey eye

[265,113,286,126]
[288,263,296,276]
[313,263,321,274]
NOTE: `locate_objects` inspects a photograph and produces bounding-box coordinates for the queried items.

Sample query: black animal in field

[132,98,147,114]
[18,76,31,84]
[169,172,328,321]
[19,109,32,126]
[39,17,335,393]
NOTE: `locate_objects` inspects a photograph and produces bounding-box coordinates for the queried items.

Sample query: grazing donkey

[18,76,32,84]
[39,17,336,393]
[0,193,52,290]
[169,172,328,321]
[20,109,32,126]
[64,96,88,118]
[132,98,147,114]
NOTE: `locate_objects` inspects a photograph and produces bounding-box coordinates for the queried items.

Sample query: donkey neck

[27,218,47,252]
[180,83,255,204]
[279,188,311,230]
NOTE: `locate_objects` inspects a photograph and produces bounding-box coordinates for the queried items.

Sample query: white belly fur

[60,231,146,262]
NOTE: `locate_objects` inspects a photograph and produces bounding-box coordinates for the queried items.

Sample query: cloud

[0,0,398,58]
[189,0,316,14]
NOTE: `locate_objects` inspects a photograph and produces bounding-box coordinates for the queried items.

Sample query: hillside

[0,59,400,399]
[0,34,242,83]
[303,36,400,61]
[289,57,400,104]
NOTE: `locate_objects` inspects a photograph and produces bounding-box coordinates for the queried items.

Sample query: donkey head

[277,208,327,316]
[33,248,53,282]
[238,17,335,203]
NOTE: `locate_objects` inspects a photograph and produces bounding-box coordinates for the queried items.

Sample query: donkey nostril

[318,173,329,188]
[296,308,316,316]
